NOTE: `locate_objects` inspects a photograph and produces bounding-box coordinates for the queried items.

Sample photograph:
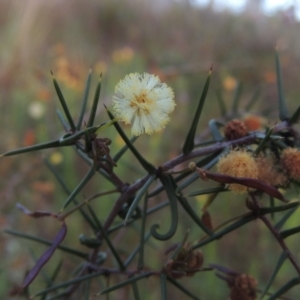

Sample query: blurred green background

[1,0,300,299]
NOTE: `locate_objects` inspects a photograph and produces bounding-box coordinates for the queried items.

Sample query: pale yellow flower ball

[112,73,176,136]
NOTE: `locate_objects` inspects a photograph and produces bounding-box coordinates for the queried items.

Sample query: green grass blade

[182,68,212,154]
[275,50,290,121]
[4,229,88,258]
[77,69,92,130]
[87,74,102,127]
[259,250,289,300]
[125,175,155,224]
[61,165,96,211]
[51,72,76,131]
[106,107,156,173]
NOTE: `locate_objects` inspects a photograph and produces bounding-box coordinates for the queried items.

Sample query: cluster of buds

[164,243,204,279]
[223,116,265,141]
[216,146,299,194]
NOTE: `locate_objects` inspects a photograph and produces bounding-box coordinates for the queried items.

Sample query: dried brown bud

[164,244,204,279]
[224,119,248,141]
[229,274,257,300]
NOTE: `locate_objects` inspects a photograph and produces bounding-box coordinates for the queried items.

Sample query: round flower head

[217,149,259,194]
[280,147,300,181]
[112,73,175,136]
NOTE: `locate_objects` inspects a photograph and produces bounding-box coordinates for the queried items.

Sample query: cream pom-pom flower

[112,73,176,136]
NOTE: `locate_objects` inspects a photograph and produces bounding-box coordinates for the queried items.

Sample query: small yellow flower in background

[112,73,176,136]
[217,149,259,194]
[222,75,237,92]
[49,151,63,165]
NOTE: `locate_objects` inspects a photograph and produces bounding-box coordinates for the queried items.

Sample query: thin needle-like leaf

[186,186,228,197]
[1,140,61,157]
[125,175,155,224]
[182,68,212,154]
[131,280,140,300]
[124,232,151,268]
[32,270,106,297]
[87,74,102,127]
[100,273,151,295]
[44,158,96,230]
[160,273,167,300]
[259,250,289,300]
[254,127,273,155]
[5,229,88,258]
[113,136,138,162]
[268,277,300,300]
[289,104,300,125]
[77,69,92,130]
[280,225,300,239]
[167,276,202,300]
[51,71,76,131]
[86,204,125,270]
[106,107,155,173]
[275,202,299,230]
[138,194,148,270]
[61,165,96,211]
[275,50,290,121]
